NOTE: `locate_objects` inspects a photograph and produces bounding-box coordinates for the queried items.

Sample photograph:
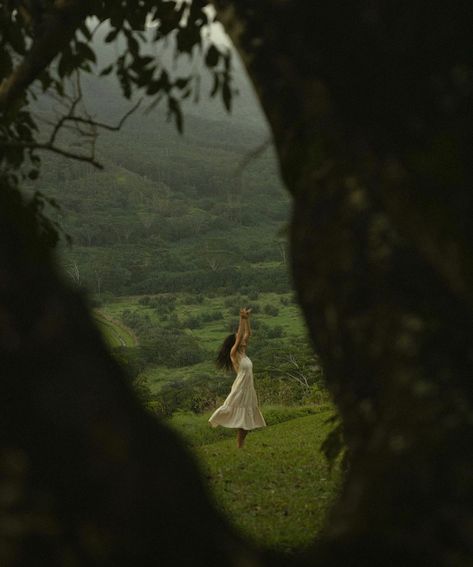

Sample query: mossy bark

[215,1,473,564]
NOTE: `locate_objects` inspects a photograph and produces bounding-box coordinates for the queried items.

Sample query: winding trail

[93,309,138,347]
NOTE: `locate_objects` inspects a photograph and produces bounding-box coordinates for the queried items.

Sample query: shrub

[266,325,285,339]
[148,294,177,314]
[200,310,223,323]
[248,289,260,300]
[183,315,203,329]
[263,304,279,316]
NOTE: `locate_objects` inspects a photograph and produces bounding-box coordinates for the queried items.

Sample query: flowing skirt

[209,370,266,430]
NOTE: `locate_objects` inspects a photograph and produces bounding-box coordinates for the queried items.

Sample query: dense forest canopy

[33,70,289,297]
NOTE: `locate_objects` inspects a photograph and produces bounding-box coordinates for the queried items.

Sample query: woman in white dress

[209,307,266,448]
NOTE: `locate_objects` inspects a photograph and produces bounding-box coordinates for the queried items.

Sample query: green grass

[98,289,311,391]
[167,407,341,553]
[100,290,306,345]
[93,309,137,347]
[142,361,216,393]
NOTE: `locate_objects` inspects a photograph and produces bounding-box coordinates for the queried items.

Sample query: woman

[209,307,266,448]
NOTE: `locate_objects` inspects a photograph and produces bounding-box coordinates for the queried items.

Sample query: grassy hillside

[98,290,310,394]
[167,408,341,553]
[34,95,289,299]
[93,309,138,347]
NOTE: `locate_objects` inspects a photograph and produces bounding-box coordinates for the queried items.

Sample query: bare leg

[236,428,248,448]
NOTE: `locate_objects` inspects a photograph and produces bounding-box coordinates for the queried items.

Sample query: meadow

[93,296,340,553]
[168,406,341,553]
[40,73,341,552]
[96,289,310,393]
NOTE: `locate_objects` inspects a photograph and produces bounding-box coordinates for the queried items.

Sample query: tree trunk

[0,184,260,566]
[215,1,473,564]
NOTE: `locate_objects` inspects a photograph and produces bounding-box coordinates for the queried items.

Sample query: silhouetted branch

[1,73,142,169]
[234,137,271,175]
[0,1,87,112]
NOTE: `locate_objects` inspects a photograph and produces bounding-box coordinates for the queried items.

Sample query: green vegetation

[166,408,341,553]
[26,67,324,420]
[28,65,339,553]
[96,291,326,416]
[93,309,137,347]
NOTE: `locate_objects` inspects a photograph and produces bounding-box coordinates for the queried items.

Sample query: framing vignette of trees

[1,1,473,566]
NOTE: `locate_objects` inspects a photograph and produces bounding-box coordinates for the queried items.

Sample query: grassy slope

[93,309,137,347]
[168,409,341,553]
[100,291,308,391]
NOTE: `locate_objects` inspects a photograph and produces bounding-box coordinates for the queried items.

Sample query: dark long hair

[216,333,236,372]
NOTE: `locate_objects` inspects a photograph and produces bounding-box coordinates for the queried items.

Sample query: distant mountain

[30,27,289,299]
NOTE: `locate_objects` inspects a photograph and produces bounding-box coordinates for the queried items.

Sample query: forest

[27,69,323,422]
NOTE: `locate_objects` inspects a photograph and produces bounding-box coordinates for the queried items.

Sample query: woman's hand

[240,307,252,318]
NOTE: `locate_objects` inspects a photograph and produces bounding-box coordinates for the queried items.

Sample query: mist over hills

[32,30,289,299]
[82,20,268,132]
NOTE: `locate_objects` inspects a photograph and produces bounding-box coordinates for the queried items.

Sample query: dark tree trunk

[0,185,260,565]
[215,1,473,564]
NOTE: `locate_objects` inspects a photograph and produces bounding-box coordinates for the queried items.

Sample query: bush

[263,304,279,316]
[154,373,232,417]
[266,325,285,339]
[139,326,206,368]
[182,315,203,329]
[223,295,239,309]
[156,294,177,311]
[248,289,260,300]
[121,309,150,331]
[200,310,223,323]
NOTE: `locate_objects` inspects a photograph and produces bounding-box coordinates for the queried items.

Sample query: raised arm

[230,308,249,369]
[244,309,252,338]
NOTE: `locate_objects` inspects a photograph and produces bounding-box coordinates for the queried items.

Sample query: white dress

[209,353,266,430]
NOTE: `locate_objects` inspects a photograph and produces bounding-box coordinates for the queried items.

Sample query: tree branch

[61,97,143,132]
[2,72,142,169]
[0,1,90,113]
[2,138,103,168]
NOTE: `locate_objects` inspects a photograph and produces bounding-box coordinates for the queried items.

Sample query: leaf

[181,88,192,99]
[57,53,71,78]
[176,26,201,55]
[100,64,114,76]
[76,42,97,63]
[222,80,232,112]
[7,24,26,55]
[224,51,232,73]
[168,97,183,134]
[104,29,120,43]
[146,80,162,96]
[174,77,190,90]
[127,34,140,56]
[210,72,220,98]
[78,23,92,41]
[140,56,155,67]
[205,44,220,68]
